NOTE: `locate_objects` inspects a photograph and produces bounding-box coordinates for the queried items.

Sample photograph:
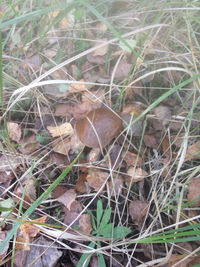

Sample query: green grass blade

[97,200,103,228]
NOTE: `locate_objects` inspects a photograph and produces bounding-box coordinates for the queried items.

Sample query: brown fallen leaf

[167,254,200,267]
[144,134,158,148]
[75,173,88,193]
[50,152,70,167]
[87,54,105,65]
[86,169,109,191]
[153,105,172,126]
[54,103,74,117]
[47,122,74,137]
[56,189,77,210]
[129,200,149,226]
[64,200,82,227]
[20,216,47,238]
[108,177,123,196]
[184,140,200,162]
[14,177,36,207]
[70,79,88,93]
[0,154,22,172]
[15,235,62,267]
[79,214,93,235]
[19,134,40,155]
[112,59,132,81]
[123,151,143,167]
[93,39,108,56]
[7,122,22,142]
[187,178,200,207]
[126,167,148,184]
[52,137,71,155]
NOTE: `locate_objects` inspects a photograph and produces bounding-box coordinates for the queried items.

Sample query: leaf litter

[1,3,200,266]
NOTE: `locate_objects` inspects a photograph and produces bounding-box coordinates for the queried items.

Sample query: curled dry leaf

[75,107,122,148]
[184,140,200,162]
[126,167,148,184]
[56,188,77,210]
[86,169,109,191]
[187,178,200,207]
[20,216,47,238]
[7,122,22,142]
[153,105,172,126]
[129,200,149,226]
[79,214,93,235]
[47,122,74,138]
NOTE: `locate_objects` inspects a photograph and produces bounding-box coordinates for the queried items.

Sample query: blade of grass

[0,30,2,108]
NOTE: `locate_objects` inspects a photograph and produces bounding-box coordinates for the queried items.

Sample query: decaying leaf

[184,140,200,162]
[153,105,172,126]
[14,177,36,207]
[129,200,149,225]
[123,151,143,167]
[93,39,108,56]
[47,122,74,137]
[108,177,123,196]
[64,200,82,227]
[50,152,70,167]
[7,122,22,142]
[167,254,200,267]
[79,214,93,235]
[0,154,22,172]
[87,148,101,163]
[112,59,132,81]
[187,178,200,207]
[87,54,105,65]
[75,173,88,193]
[15,235,62,267]
[52,137,71,155]
[19,134,40,154]
[56,188,77,210]
[86,169,109,191]
[0,171,15,183]
[144,134,158,148]
[20,216,47,238]
[126,167,148,184]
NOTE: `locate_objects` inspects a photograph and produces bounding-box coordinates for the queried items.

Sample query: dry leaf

[70,79,88,93]
[129,200,149,225]
[108,177,123,196]
[93,39,108,56]
[20,216,47,238]
[112,60,131,81]
[57,189,77,210]
[47,122,74,137]
[126,167,148,184]
[86,170,109,191]
[75,173,88,193]
[64,200,82,227]
[167,254,200,267]
[153,105,172,126]
[87,54,105,65]
[94,22,107,34]
[0,154,22,172]
[52,137,71,155]
[123,151,143,167]
[50,152,70,167]
[7,122,22,142]
[144,134,158,148]
[54,103,74,117]
[185,140,200,162]
[87,148,101,163]
[187,178,200,207]
[14,177,36,207]
[19,134,40,155]
[79,214,93,235]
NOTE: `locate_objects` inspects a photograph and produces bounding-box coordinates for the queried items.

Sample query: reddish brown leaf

[126,167,148,184]
[129,200,149,226]
[20,216,47,238]
[185,140,200,162]
[50,152,70,167]
[79,214,93,235]
[56,189,77,210]
[75,173,88,193]
[86,169,109,191]
[123,151,143,167]
[19,134,40,155]
[144,134,158,148]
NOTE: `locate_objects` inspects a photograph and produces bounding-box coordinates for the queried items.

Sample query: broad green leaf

[99,223,113,238]
[97,200,103,228]
[112,226,132,239]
